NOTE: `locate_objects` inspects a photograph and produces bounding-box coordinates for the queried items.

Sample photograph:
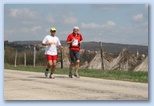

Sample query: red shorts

[46,55,58,61]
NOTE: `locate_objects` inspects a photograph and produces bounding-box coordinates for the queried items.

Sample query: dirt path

[4,69,148,100]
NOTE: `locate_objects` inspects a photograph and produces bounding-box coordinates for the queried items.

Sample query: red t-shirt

[66,33,83,51]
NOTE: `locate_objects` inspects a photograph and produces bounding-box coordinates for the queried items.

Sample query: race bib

[72,39,78,46]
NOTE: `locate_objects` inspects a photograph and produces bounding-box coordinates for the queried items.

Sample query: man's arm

[57,38,63,49]
[67,38,75,44]
[42,36,51,46]
[42,43,50,46]
[79,40,83,44]
[58,45,63,49]
[66,35,74,44]
[67,39,74,44]
[79,34,83,44]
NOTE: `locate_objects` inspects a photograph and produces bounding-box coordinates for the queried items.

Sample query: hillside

[80,41,148,55]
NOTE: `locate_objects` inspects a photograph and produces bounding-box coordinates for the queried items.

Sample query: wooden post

[14,50,17,67]
[99,41,104,70]
[33,46,36,67]
[60,49,63,69]
[24,52,26,66]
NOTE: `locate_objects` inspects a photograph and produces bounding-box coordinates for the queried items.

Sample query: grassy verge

[4,64,148,83]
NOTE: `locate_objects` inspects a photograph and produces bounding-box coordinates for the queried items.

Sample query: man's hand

[70,38,75,44]
[50,42,56,45]
[67,38,75,44]
[42,43,50,46]
[59,45,63,49]
[79,40,83,44]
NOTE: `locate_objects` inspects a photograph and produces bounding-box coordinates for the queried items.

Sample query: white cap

[73,26,79,30]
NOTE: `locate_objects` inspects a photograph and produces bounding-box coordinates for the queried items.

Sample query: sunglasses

[51,30,56,32]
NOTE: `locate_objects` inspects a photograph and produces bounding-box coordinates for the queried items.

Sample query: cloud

[63,16,77,24]
[46,15,55,23]
[81,22,102,29]
[9,8,38,18]
[60,12,78,24]
[20,25,41,33]
[133,14,144,21]
[21,21,34,25]
[105,21,116,27]
[31,26,41,31]
[81,21,116,29]
[91,4,133,10]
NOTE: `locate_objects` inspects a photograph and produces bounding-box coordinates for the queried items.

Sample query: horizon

[5,40,148,46]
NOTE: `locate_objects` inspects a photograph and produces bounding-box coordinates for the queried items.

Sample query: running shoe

[74,73,80,78]
[49,74,55,79]
[45,69,49,77]
[69,72,73,78]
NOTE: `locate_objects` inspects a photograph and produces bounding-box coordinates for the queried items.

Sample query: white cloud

[63,16,77,24]
[81,22,102,29]
[106,21,116,26]
[60,12,78,24]
[133,14,144,21]
[81,21,116,29]
[31,26,41,31]
[9,8,38,18]
[21,25,41,32]
[58,31,71,35]
[22,21,33,25]
[92,4,133,10]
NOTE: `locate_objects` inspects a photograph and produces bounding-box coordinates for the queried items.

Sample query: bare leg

[75,60,80,73]
[50,60,57,76]
[75,60,80,78]
[46,62,51,69]
[45,60,52,77]
[48,60,53,75]
[69,62,74,73]
[69,62,74,78]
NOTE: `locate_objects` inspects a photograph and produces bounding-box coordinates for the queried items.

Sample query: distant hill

[80,41,148,55]
[8,40,148,55]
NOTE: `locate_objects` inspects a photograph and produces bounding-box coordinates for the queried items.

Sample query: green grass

[4,64,148,83]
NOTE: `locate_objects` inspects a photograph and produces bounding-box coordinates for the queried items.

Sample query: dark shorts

[70,50,80,63]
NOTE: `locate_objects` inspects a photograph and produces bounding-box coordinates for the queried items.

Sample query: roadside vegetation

[4,64,148,83]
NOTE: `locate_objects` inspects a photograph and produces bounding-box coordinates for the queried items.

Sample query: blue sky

[4,4,148,45]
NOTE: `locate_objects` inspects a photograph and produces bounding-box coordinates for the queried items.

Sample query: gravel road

[4,69,148,100]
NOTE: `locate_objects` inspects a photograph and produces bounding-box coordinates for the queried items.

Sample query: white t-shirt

[42,35,61,55]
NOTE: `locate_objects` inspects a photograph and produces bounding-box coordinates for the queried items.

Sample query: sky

[4,4,148,45]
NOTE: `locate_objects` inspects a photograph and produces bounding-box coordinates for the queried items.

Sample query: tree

[4,46,15,65]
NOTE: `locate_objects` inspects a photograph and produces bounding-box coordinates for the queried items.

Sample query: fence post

[60,49,63,69]
[24,52,26,66]
[33,46,36,67]
[14,50,17,67]
[99,41,104,70]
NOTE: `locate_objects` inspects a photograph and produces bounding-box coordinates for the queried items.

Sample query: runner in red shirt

[66,26,83,78]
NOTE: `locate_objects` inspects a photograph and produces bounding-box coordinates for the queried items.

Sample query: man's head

[73,26,79,35]
[50,27,56,36]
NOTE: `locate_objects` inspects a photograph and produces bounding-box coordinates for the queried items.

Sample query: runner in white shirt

[42,27,63,79]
